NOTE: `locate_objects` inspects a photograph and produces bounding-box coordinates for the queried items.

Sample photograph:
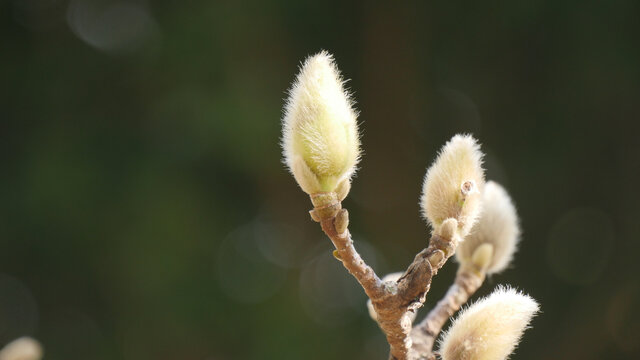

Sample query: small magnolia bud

[437,218,459,240]
[439,286,539,360]
[281,51,360,195]
[334,209,349,234]
[457,181,520,274]
[367,273,418,323]
[427,249,445,268]
[421,134,485,236]
[0,337,43,360]
[470,243,494,272]
[335,178,351,202]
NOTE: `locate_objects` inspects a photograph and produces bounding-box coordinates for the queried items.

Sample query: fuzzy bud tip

[421,134,485,236]
[0,337,43,360]
[439,286,539,360]
[281,51,361,196]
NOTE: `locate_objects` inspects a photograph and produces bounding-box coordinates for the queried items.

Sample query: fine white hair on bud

[367,272,417,323]
[457,181,520,274]
[0,337,43,360]
[439,286,539,360]
[281,51,360,196]
[421,134,485,236]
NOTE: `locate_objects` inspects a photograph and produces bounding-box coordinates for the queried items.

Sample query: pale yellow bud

[282,51,360,195]
[437,218,459,240]
[367,272,417,323]
[0,337,43,360]
[421,135,485,236]
[439,286,539,360]
[470,243,494,272]
[457,181,520,274]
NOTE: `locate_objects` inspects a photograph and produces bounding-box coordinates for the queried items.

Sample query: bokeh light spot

[216,223,288,304]
[255,222,309,269]
[66,0,160,54]
[298,238,380,328]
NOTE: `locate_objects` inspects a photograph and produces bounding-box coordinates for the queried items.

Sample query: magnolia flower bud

[439,286,539,360]
[281,51,360,197]
[421,135,485,236]
[0,337,43,360]
[367,272,417,323]
[457,181,520,274]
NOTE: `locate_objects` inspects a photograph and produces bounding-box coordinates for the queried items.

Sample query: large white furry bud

[457,181,520,274]
[281,51,360,197]
[439,286,539,360]
[421,135,485,236]
[0,337,43,360]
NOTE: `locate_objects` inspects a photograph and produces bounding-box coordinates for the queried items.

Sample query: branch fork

[282,53,530,360]
[308,192,473,360]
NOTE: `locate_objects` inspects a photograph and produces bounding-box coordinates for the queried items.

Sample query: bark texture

[309,192,464,360]
[411,268,485,358]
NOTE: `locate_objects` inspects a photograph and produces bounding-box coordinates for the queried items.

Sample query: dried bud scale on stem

[368,273,419,324]
[438,286,539,360]
[421,135,485,237]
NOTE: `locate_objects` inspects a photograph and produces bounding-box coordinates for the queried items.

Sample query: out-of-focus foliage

[1,1,639,359]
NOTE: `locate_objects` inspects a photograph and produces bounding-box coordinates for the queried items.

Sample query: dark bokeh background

[2,1,639,359]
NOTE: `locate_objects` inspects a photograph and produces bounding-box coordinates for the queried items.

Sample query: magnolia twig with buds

[411,181,522,357]
[281,51,539,360]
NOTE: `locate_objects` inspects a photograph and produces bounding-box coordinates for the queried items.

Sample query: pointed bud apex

[439,286,539,360]
[0,337,43,360]
[282,51,361,196]
[457,181,520,274]
[421,135,485,236]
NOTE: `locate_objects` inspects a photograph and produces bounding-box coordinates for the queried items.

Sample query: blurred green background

[1,0,639,359]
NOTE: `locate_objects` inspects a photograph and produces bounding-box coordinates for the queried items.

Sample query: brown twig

[309,193,385,299]
[309,192,461,360]
[410,267,485,358]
